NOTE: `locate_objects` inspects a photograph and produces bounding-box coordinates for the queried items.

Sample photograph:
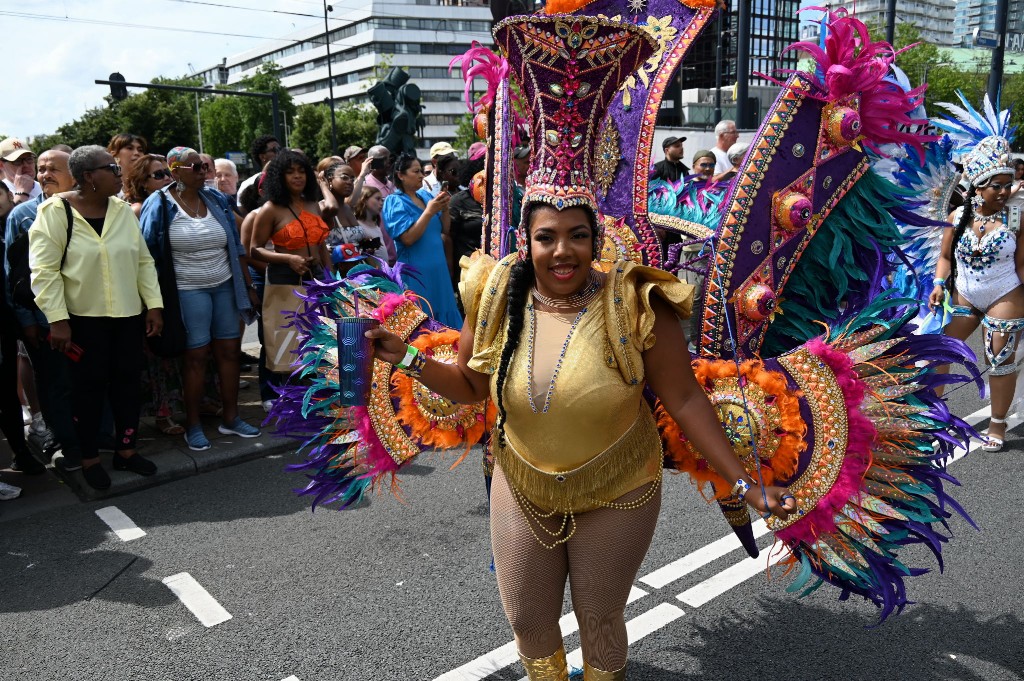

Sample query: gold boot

[518,646,570,681]
[583,660,626,680]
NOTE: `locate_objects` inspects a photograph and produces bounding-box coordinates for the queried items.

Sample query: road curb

[47,434,299,502]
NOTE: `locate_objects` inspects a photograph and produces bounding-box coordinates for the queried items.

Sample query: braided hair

[494,257,535,446]
[948,184,977,293]
[492,203,597,445]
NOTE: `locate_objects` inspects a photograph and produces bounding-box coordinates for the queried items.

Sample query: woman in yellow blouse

[29,145,164,490]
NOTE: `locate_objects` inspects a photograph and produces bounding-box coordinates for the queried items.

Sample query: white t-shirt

[3,178,42,200]
[236,174,259,208]
[712,147,731,175]
[1007,180,1024,209]
[168,210,232,290]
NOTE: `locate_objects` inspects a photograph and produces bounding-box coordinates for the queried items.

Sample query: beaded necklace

[531,270,602,310]
[526,298,587,414]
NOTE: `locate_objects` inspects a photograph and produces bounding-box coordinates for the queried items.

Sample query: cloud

[0,0,321,138]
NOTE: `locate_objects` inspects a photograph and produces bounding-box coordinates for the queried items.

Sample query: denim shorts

[178,279,240,349]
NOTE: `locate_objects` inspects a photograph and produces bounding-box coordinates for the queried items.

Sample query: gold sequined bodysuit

[460,253,694,513]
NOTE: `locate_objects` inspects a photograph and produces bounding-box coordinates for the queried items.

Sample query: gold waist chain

[508,466,663,549]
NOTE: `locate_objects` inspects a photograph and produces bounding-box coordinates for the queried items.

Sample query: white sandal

[983,415,1008,452]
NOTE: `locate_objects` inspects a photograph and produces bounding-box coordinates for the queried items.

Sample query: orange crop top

[271,210,330,251]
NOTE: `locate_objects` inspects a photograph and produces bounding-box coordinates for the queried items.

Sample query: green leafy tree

[889,22,1023,150]
[289,103,330,160]
[30,76,201,154]
[452,113,478,156]
[114,76,203,153]
[200,63,296,160]
[289,102,379,161]
[333,103,379,153]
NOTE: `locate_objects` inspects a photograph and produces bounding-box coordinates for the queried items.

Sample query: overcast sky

[0,0,333,138]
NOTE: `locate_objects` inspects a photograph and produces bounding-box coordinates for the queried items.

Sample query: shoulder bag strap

[59,197,73,269]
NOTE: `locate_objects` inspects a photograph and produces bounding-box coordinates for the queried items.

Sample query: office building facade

[953,0,1024,46]
[195,0,493,156]
[823,0,957,46]
[673,0,801,128]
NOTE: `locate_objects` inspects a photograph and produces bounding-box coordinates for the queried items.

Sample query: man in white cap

[422,141,457,196]
[0,138,41,206]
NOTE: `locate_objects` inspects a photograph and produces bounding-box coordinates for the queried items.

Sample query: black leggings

[68,315,145,460]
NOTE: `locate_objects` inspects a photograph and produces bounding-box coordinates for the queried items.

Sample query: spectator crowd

[0,130,506,501]
[0,121,748,502]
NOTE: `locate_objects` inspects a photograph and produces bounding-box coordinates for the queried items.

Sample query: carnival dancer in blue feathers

[928,96,1022,451]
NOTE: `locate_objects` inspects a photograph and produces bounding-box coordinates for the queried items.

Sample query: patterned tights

[490,465,662,672]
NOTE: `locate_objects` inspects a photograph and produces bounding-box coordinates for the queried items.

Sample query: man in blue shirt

[5,148,81,472]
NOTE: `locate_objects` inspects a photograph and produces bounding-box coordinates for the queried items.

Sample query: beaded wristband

[396,344,418,370]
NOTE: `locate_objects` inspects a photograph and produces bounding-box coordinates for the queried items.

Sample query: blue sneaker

[218,417,261,439]
[184,425,211,451]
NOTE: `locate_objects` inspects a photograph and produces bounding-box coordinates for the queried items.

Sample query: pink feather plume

[449,42,511,114]
[771,7,933,157]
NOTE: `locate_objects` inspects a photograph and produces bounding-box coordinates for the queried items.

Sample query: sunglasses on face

[150,169,172,180]
[987,182,1014,192]
[88,163,122,177]
[173,162,210,174]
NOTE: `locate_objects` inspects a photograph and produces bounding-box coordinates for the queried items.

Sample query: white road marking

[677,545,790,608]
[94,506,146,542]
[162,572,233,627]
[281,677,300,681]
[432,587,648,680]
[436,403,1009,679]
[639,519,769,589]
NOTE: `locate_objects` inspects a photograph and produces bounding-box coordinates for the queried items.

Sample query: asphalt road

[1,344,1022,681]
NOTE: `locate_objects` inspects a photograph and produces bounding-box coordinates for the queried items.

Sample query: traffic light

[109,72,129,102]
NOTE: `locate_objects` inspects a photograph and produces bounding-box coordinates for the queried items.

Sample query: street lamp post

[884,0,897,45]
[324,2,339,156]
[714,11,724,123]
[735,0,750,128]
[988,0,1010,101]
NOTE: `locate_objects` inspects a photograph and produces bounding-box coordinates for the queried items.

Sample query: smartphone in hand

[46,334,84,362]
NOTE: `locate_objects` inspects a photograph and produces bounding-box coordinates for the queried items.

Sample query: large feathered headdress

[933,91,1016,187]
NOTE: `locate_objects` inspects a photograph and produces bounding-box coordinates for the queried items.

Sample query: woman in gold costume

[367,194,795,678]
[361,8,797,680]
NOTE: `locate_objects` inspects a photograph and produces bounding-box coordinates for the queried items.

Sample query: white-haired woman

[29,145,164,489]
